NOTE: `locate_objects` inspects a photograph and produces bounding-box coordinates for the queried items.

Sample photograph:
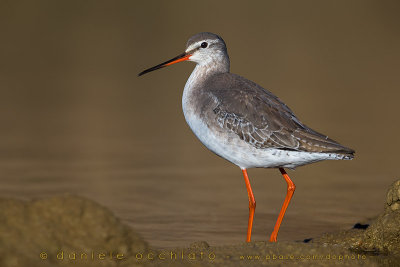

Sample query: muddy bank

[0,180,399,267]
[0,195,147,267]
[312,180,400,255]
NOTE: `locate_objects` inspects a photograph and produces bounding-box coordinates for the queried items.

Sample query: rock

[0,195,147,267]
[386,180,400,212]
[359,179,400,255]
[306,179,400,266]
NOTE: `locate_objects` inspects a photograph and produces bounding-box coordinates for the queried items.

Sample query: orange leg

[269,168,296,242]
[242,169,256,242]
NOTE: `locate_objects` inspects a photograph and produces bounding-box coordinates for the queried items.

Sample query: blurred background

[0,0,399,248]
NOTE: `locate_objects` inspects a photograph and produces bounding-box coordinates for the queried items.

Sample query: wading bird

[139,32,354,242]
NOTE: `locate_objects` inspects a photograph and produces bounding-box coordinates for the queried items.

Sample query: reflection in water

[0,1,399,248]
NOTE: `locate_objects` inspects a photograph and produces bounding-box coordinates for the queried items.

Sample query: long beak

[138,52,191,76]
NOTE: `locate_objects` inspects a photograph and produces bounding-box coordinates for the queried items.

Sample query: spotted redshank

[139,32,354,242]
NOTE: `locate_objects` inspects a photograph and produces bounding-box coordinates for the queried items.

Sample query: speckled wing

[204,73,354,155]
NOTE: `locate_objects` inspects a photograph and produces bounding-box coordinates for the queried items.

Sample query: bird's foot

[269,233,277,242]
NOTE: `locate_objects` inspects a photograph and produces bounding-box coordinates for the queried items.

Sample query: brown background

[0,0,399,247]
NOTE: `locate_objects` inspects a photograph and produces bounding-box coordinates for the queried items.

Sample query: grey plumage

[203,72,354,156]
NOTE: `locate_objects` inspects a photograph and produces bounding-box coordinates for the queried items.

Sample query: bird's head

[138,32,229,76]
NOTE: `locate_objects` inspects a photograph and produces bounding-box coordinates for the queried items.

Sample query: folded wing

[205,73,354,156]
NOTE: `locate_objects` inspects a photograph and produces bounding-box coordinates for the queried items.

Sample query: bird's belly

[183,111,336,169]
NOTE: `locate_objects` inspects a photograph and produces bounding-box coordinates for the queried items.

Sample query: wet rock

[0,195,147,267]
[310,179,400,258]
[386,180,400,212]
[359,180,400,255]
[312,228,365,250]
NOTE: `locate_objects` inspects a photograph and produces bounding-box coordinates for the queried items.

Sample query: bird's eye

[201,42,208,48]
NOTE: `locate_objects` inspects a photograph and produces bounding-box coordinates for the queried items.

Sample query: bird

[138,32,354,242]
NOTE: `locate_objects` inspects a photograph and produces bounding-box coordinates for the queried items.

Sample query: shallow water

[0,1,399,248]
[0,117,396,248]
